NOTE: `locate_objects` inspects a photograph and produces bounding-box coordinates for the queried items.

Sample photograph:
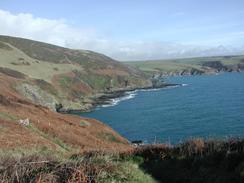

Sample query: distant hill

[126,55,244,77]
[0,35,151,111]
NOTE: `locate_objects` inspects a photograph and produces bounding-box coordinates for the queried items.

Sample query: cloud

[0,9,243,61]
[0,9,97,46]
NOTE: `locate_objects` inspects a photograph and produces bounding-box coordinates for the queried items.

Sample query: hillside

[0,36,143,157]
[0,70,132,152]
[126,55,244,77]
[0,35,151,112]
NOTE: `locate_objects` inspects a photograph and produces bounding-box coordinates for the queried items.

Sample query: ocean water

[81,72,244,144]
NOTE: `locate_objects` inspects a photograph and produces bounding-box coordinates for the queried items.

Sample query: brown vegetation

[0,139,243,183]
[0,72,131,152]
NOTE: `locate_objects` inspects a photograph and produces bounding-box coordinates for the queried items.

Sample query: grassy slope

[0,35,148,82]
[0,42,83,82]
[0,35,151,111]
[126,55,244,76]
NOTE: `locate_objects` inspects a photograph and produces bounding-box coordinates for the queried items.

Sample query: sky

[0,0,244,61]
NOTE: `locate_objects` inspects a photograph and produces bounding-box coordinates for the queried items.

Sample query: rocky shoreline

[93,83,180,106]
[60,82,181,114]
[60,60,244,114]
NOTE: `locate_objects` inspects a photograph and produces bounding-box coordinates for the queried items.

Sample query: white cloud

[0,9,96,46]
[0,9,243,61]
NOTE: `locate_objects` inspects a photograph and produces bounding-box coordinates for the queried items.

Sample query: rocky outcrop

[16,83,59,111]
[202,61,227,71]
[238,62,244,70]
[179,68,206,75]
[202,60,244,72]
[159,67,213,77]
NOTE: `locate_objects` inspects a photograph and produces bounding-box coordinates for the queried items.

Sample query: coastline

[93,83,180,107]
[91,70,244,112]
[77,72,244,145]
[64,83,181,114]
[62,69,244,114]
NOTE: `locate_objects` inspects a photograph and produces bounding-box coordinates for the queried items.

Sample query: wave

[181,84,188,86]
[100,92,137,108]
[136,88,162,92]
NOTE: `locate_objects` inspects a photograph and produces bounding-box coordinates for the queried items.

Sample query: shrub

[0,152,156,183]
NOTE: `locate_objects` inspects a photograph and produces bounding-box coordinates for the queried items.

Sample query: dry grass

[0,151,156,183]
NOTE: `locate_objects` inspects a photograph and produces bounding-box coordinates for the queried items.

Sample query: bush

[0,151,156,183]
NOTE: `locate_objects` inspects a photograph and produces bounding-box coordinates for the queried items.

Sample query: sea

[81,72,244,144]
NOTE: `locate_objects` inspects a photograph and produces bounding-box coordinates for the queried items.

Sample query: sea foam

[100,91,137,108]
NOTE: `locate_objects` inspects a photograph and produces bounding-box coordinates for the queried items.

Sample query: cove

[81,72,244,144]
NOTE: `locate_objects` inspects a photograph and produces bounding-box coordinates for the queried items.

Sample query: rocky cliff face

[202,60,244,73]
[158,67,216,76]
[202,61,227,71]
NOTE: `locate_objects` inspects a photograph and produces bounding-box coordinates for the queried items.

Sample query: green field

[126,55,244,75]
[0,42,84,82]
